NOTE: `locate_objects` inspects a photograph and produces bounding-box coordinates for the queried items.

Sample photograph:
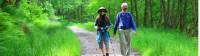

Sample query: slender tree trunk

[15,0,21,8]
[189,0,198,36]
[159,0,164,26]
[134,0,139,27]
[130,0,133,14]
[162,0,167,27]
[144,0,148,26]
[179,0,186,31]
[171,0,176,28]
[167,0,170,27]
[144,0,152,27]
[149,0,152,27]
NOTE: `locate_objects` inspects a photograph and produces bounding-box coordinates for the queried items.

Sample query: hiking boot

[106,53,109,56]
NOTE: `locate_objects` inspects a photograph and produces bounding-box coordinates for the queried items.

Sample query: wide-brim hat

[97,7,107,13]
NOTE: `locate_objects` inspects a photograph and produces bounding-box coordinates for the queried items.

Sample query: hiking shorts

[96,31,110,48]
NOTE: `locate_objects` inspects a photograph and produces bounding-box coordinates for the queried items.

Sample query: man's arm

[129,13,136,32]
[114,13,120,35]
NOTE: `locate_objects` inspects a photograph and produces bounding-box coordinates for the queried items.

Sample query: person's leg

[98,31,105,56]
[100,42,106,56]
[98,40,105,55]
[104,32,110,56]
[119,29,126,56]
[104,41,109,56]
[124,29,132,56]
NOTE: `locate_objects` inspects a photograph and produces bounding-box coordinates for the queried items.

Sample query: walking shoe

[106,53,109,56]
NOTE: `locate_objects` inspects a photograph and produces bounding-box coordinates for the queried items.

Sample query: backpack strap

[97,15,109,26]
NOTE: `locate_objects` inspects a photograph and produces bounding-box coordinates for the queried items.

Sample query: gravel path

[69,26,140,56]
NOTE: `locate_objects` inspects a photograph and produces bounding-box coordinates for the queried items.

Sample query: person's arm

[106,16,111,31]
[129,12,136,32]
[94,16,99,29]
[114,13,120,35]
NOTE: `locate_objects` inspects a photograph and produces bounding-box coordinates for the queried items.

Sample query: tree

[144,0,152,27]
[15,0,21,8]
[133,0,139,27]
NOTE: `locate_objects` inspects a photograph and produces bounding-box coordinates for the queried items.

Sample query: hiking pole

[111,36,116,56]
[125,46,130,56]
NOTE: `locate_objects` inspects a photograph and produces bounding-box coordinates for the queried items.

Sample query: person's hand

[95,26,99,29]
[95,26,99,31]
[107,28,110,31]
[133,31,136,35]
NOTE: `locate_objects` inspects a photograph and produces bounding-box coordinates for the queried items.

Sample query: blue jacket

[114,12,136,34]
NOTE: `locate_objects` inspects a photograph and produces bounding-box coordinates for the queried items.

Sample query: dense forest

[0,0,198,56]
[1,0,197,36]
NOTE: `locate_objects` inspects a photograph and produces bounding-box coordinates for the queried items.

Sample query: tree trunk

[144,0,152,27]
[15,0,21,8]
[149,0,152,27]
[159,0,164,26]
[130,0,133,14]
[170,0,176,28]
[1,0,12,8]
[189,0,198,36]
[179,0,186,32]
[162,0,167,27]
[134,0,139,27]
[144,0,148,26]
[167,0,170,27]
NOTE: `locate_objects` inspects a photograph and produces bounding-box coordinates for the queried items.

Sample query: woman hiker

[95,7,111,56]
[113,2,137,56]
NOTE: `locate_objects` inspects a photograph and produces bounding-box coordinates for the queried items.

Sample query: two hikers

[95,7,111,56]
[95,2,136,56]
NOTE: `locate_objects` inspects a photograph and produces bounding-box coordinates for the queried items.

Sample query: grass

[0,22,80,56]
[75,22,96,31]
[75,22,198,56]
[132,27,198,56]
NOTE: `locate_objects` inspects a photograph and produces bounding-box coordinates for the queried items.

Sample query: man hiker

[113,2,137,56]
[95,7,111,56]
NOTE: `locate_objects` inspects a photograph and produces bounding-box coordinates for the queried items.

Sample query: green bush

[0,0,81,55]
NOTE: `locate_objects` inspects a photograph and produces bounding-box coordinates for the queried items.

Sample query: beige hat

[97,7,107,13]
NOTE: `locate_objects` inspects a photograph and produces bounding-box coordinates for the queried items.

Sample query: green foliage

[0,0,80,56]
[85,0,122,23]
[0,11,13,31]
[0,24,80,56]
[132,27,197,56]
[42,1,55,16]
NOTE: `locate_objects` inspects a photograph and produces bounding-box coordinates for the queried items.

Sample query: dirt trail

[69,26,140,56]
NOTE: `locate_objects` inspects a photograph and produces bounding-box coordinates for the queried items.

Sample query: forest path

[69,26,140,56]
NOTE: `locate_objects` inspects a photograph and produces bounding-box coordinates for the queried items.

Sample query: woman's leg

[104,32,109,56]
[100,42,105,55]
[97,31,105,55]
